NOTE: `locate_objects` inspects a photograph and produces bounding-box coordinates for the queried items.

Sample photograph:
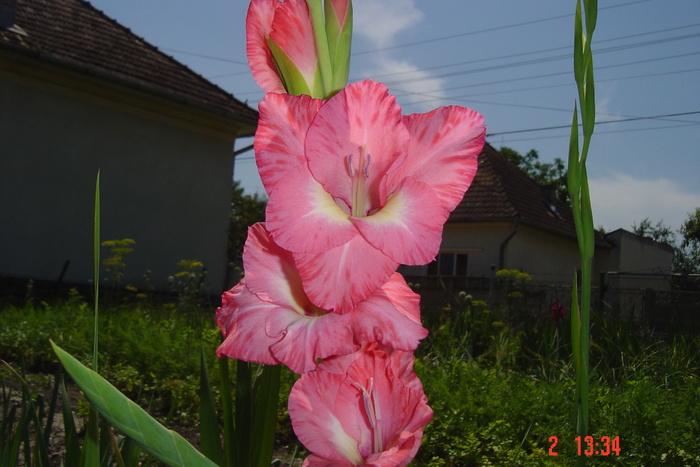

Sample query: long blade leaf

[52,342,218,467]
[199,347,223,466]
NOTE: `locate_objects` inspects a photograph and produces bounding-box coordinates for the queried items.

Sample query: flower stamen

[352,378,383,454]
[350,146,370,218]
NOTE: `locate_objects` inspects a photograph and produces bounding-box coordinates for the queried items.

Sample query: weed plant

[2,288,699,465]
[413,293,700,466]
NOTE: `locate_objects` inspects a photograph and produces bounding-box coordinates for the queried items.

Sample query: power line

[494,122,700,144]
[487,111,700,137]
[352,22,700,82]
[162,48,248,65]
[352,0,650,56]
[396,66,700,111]
[378,32,700,88]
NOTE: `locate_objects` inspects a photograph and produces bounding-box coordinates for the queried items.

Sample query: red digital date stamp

[548,435,621,456]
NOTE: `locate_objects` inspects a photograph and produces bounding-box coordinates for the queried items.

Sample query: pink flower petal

[293,236,398,313]
[352,273,428,351]
[388,105,485,212]
[246,0,285,93]
[352,178,448,265]
[305,80,409,213]
[268,0,318,84]
[289,371,365,464]
[289,344,432,466]
[266,164,357,254]
[242,223,309,312]
[266,309,358,374]
[302,455,353,467]
[255,93,324,194]
[216,281,280,366]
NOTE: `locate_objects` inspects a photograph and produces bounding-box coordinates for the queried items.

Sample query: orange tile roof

[450,143,607,245]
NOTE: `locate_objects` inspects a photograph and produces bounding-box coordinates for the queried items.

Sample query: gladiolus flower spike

[256,80,485,313]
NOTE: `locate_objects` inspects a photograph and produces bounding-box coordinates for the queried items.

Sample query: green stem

[218,358,235,467]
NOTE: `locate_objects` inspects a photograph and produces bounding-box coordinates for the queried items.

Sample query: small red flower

[550,301,565,322]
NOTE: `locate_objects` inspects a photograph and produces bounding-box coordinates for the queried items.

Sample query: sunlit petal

[289,372,365,464]
[266,309,357,374]
[266,164,356,254]
[352,273,428,351]
[216,281,280,366]
[256,93,324,194]
[305,80,409,211]
[242,223,308,314]
[290,344,432,466]
[293,236,398,313]
[388,106,485,212]
[353,178,447,265]
[246,0,285,93]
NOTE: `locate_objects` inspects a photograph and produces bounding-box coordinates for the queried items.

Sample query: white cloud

[589,172,700,232]
[367,59,447,111]
[352,0,423,48]
[352,0,446,110]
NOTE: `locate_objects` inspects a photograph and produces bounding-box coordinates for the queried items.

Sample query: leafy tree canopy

[499,146,569,204]
[632,209,700,276]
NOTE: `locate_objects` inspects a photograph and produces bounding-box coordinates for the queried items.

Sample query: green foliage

[170,259,207,309]
[101,238,136,289]
[499,146,569,204]
[0,301,221,425]
[1,296,699,465]
[413,290,700,465]
[631,210,700,276]
[53,342,218,467]
[228,181,267,283]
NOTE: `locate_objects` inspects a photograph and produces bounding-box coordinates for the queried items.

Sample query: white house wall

[505,226,582,284]
[1,66,237,294]
[440,222,513,277]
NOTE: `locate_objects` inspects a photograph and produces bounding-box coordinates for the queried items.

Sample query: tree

[631,210,700,276]
[676,208,700,276]
[228,181,267,282]
[499,146,569,204]
[631,218,676,247]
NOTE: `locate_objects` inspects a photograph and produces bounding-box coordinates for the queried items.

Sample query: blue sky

[89,0,700,233]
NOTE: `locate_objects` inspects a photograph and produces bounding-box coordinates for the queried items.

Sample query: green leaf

[217,357,235,467]
[93,170,100,371]
[52,342,218,467]
[251,364,281,467]
[61,377,80,467]
[234,360,253,467]
[199,348,223,466]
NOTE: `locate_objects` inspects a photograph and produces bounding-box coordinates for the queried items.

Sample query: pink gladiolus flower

[216,223,427,374]
[256,80,485,312]
[288,343,433,466]
[246,0,320,95]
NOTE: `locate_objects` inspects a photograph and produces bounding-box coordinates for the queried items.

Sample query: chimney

[0,0,17,29]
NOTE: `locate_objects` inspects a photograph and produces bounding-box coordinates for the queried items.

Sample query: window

[427,252,468,276]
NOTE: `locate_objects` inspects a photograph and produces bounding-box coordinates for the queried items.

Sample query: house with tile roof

[0,0,257,294]
[401,144,673,294]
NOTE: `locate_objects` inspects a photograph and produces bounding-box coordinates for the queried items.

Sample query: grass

[1,289,699,466]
